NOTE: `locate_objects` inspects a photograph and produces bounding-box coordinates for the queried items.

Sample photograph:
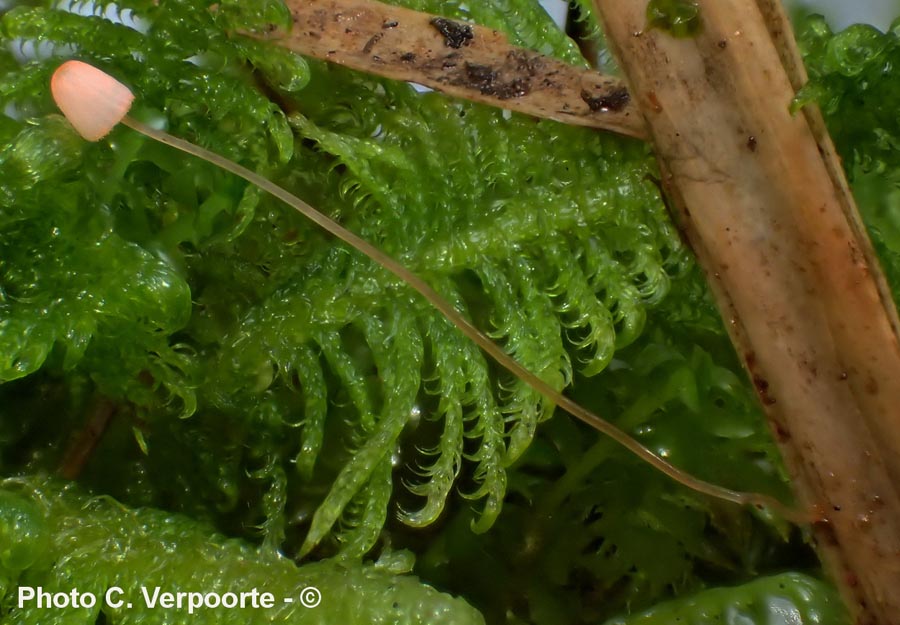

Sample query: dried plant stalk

[591,1,900,623]
[250,0,647,138]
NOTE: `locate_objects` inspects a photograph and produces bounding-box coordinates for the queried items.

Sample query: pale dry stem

[592,1,900,622]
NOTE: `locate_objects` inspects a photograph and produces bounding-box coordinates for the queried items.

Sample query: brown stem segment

[59,398,117,480]
[244,0,647,139]
[591,1,900,622]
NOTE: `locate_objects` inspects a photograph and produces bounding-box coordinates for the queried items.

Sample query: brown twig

[592,1,900,623]
[243,0,648,139]
[59,397,117,480]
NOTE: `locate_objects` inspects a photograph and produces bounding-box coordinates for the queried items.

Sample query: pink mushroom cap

[51,60,135,141]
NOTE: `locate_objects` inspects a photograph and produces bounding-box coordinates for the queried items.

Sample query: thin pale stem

[122,115,809,525]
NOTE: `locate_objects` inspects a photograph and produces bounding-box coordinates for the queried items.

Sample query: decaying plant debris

[590,0,900,622]
[247,0,647,138]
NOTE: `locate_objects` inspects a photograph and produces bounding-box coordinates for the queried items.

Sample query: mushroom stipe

[50,59,811,525]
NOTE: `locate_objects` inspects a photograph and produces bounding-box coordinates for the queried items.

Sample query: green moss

[603,573,846,625]
[1,0,691,560]
[0,476,484,625]
[646,0,702,38]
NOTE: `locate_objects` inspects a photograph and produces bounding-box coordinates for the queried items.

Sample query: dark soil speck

[580,86,630,112]
[430,17,474,49]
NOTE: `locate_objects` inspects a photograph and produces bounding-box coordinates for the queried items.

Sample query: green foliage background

[0,0,898,623]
